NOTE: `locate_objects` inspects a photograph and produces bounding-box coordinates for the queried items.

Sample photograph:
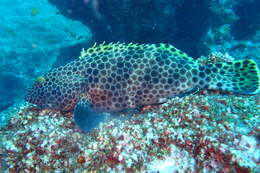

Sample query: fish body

[26,43,260,130]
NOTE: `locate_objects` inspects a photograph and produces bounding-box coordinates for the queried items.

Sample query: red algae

[77,155,86,164]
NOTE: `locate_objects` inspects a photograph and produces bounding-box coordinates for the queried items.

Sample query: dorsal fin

[153,43,194,62]
[79,43,194,62]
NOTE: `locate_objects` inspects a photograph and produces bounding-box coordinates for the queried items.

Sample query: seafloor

[1,84,259,172]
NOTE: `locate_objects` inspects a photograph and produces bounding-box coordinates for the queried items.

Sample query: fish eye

[35,76,46,83]
[33,76,46,87]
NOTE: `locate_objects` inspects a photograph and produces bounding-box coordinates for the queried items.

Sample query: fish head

[25,74,85,111]
[25,75,63,110]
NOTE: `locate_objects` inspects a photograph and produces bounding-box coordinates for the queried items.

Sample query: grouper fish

[26,43,260,131]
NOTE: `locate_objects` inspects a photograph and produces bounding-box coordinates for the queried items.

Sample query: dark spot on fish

[152,78,159,84]
[173,73,180,80]
[199,66,205,71]
[192,77,198,83]
[98,63,105,69]
[93,69,99,75]
[192,69,198,75]
[167,78,173,84]
[243,60,250,65]
[234,62,241,68]
[180,77,186,83]
[199,72,205,78]
[205,68,211,74]
[217,82,222,87]
[216,63,222,68]
[212,67,218,73]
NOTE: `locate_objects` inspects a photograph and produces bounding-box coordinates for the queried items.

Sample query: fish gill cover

[0,0,260,172]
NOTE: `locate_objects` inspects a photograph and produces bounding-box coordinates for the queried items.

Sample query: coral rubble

[1,92,259,172]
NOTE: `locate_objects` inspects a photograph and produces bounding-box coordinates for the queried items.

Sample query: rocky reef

[48,0,223,58]
[47,0,259,60]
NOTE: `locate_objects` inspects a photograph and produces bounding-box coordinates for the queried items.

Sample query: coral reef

[1,91,259,172]
[205,0,260,63]
[206,27,260,65]
[231,0,260,40]
[47,0,260,61]
[173,0,212,57]
[48,0,231,58]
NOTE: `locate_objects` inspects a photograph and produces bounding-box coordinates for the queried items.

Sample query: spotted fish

[26,43,260,131]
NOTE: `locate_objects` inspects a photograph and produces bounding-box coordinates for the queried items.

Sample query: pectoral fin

[73,98,109,132]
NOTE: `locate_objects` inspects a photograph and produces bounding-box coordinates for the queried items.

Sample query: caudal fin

[205,59,260,94]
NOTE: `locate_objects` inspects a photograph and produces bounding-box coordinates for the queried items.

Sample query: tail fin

[204,59,260,94]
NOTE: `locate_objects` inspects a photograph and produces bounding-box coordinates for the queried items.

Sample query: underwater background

[0,0,259,172]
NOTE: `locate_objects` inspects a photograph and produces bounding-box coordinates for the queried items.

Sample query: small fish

[26,43,260,131]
